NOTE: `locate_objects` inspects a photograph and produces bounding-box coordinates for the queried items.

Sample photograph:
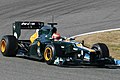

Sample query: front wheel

[91,43,109,58]
[44,45,56,65]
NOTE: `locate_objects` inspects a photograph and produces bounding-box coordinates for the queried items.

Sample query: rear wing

[12,21,44,39]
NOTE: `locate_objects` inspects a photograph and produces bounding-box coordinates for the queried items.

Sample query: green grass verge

[75,30,120,59]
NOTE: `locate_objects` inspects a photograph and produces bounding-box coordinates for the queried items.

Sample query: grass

[75,30,120,59]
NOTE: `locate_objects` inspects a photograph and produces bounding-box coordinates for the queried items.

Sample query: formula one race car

[0,21,120,66]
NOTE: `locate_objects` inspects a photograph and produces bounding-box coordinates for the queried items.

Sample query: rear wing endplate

[12,21,44,39]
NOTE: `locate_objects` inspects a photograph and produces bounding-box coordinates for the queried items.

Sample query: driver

[52,33,61,41]
[52,27,61,41]
[51,27,72,42]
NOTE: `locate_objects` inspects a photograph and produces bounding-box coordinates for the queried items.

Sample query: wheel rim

[1,40,6,53]
[44,47,53,61]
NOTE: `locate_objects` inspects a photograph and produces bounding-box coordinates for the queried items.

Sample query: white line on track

[70,28,120,38]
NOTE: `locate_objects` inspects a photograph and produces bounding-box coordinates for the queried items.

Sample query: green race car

[0,21,120,66]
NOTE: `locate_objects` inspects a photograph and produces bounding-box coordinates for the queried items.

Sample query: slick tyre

[0,35,18,57]
[91,43,109,58]
[44,45,56,65]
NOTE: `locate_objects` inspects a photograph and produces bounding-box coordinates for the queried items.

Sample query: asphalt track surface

[0,0,120,80]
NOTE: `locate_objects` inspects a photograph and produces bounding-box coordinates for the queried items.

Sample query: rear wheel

[91,43,109,58]
[0,35,18,56]
[44,45,56,65]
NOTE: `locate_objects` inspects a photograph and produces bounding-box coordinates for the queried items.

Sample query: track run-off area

[0,0,120,80]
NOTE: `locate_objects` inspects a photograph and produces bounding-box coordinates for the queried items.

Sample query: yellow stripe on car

[82,47,95,52]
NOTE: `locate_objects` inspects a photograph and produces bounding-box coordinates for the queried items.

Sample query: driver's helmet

[52,33,61,41]
[52,27,57,34]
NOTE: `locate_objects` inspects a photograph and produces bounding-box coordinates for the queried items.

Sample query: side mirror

[81,40,84,46]
[61,36,67,40]
[69,38,75,41]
